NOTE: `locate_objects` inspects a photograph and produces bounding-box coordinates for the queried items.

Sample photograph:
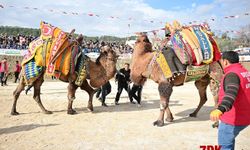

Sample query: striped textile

[218,73,240,113]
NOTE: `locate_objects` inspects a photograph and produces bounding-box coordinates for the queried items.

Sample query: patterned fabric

[171,31,192,64]
[168,21,221,66]
[45,25,68,75]
[184,65,209,82]
[75,54,89,86]
[24,59,43,82]
[191,26,213,64]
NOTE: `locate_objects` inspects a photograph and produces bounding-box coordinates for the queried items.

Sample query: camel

[130,34,223,127]
[11,45,118,115]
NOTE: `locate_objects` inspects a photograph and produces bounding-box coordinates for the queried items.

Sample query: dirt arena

[0,77,250,150]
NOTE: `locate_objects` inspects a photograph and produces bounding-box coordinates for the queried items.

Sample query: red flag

[88,13,94,16]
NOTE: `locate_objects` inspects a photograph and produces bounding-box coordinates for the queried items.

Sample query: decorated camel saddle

[152,21,221,82]
[22,21,88,86]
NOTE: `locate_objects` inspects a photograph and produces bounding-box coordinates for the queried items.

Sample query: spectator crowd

[0,33,36,49]
[0,33,133,54]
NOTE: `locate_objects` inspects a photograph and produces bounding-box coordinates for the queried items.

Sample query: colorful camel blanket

[22,21,85,84]
[169,21,221,66]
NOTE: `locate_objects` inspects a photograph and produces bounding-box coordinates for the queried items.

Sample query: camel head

[133,34,153,54]
[130,34,153,85]
[96,46,118,77]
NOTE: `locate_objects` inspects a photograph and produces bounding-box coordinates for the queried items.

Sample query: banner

[0,49,27,56]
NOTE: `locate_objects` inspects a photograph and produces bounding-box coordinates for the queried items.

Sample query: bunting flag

[0,3,249,27]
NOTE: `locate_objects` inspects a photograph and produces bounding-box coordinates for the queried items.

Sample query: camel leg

[189,75,210,117]
[153,82,173,127]
[80,80,96,112]
[33,77,52,114]
[67,82,78,114]
[209,79,220,128]
[165,107,174,122]
[11,76,26,115]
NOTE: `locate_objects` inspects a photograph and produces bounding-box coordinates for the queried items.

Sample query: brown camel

[130,34,223,127]
[11,46,117,115]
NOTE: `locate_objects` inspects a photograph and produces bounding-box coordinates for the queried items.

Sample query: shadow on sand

[69,99,183,114]
[0,124,59,135]
[164,106,214,126]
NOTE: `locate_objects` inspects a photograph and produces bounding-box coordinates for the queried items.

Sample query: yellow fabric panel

[34,46,44,66]
[154,52,172,79]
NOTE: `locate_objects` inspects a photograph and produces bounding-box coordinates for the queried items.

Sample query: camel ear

[144,43,152,52]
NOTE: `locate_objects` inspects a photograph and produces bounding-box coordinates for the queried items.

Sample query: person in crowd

[14,60,21,83]
[129,83,143,106]
[210,51,250,150]
[114,63,135,105]
[0,58,8,86]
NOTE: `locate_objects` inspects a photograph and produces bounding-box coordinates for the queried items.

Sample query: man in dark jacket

[115,63,135,105]
[98,81,112,107]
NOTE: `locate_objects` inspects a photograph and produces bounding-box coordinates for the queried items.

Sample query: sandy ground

[0,79,250,150]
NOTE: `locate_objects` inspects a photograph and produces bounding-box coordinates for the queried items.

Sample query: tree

[237,24,250,47]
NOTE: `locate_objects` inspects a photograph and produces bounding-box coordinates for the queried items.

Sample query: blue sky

[144,0,213,10]
[0,0,249,37]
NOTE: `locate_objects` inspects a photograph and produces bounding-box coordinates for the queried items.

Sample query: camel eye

[143,38,149,43]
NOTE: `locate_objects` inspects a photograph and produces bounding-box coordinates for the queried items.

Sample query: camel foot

[87,106,94,112]
[44,110,53,114]
[165,117,174,122]
[11,111,19,115]
[212,121,219,128]
[67,109,77,115]
[189,113,197,117]
[153,120,164,127]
